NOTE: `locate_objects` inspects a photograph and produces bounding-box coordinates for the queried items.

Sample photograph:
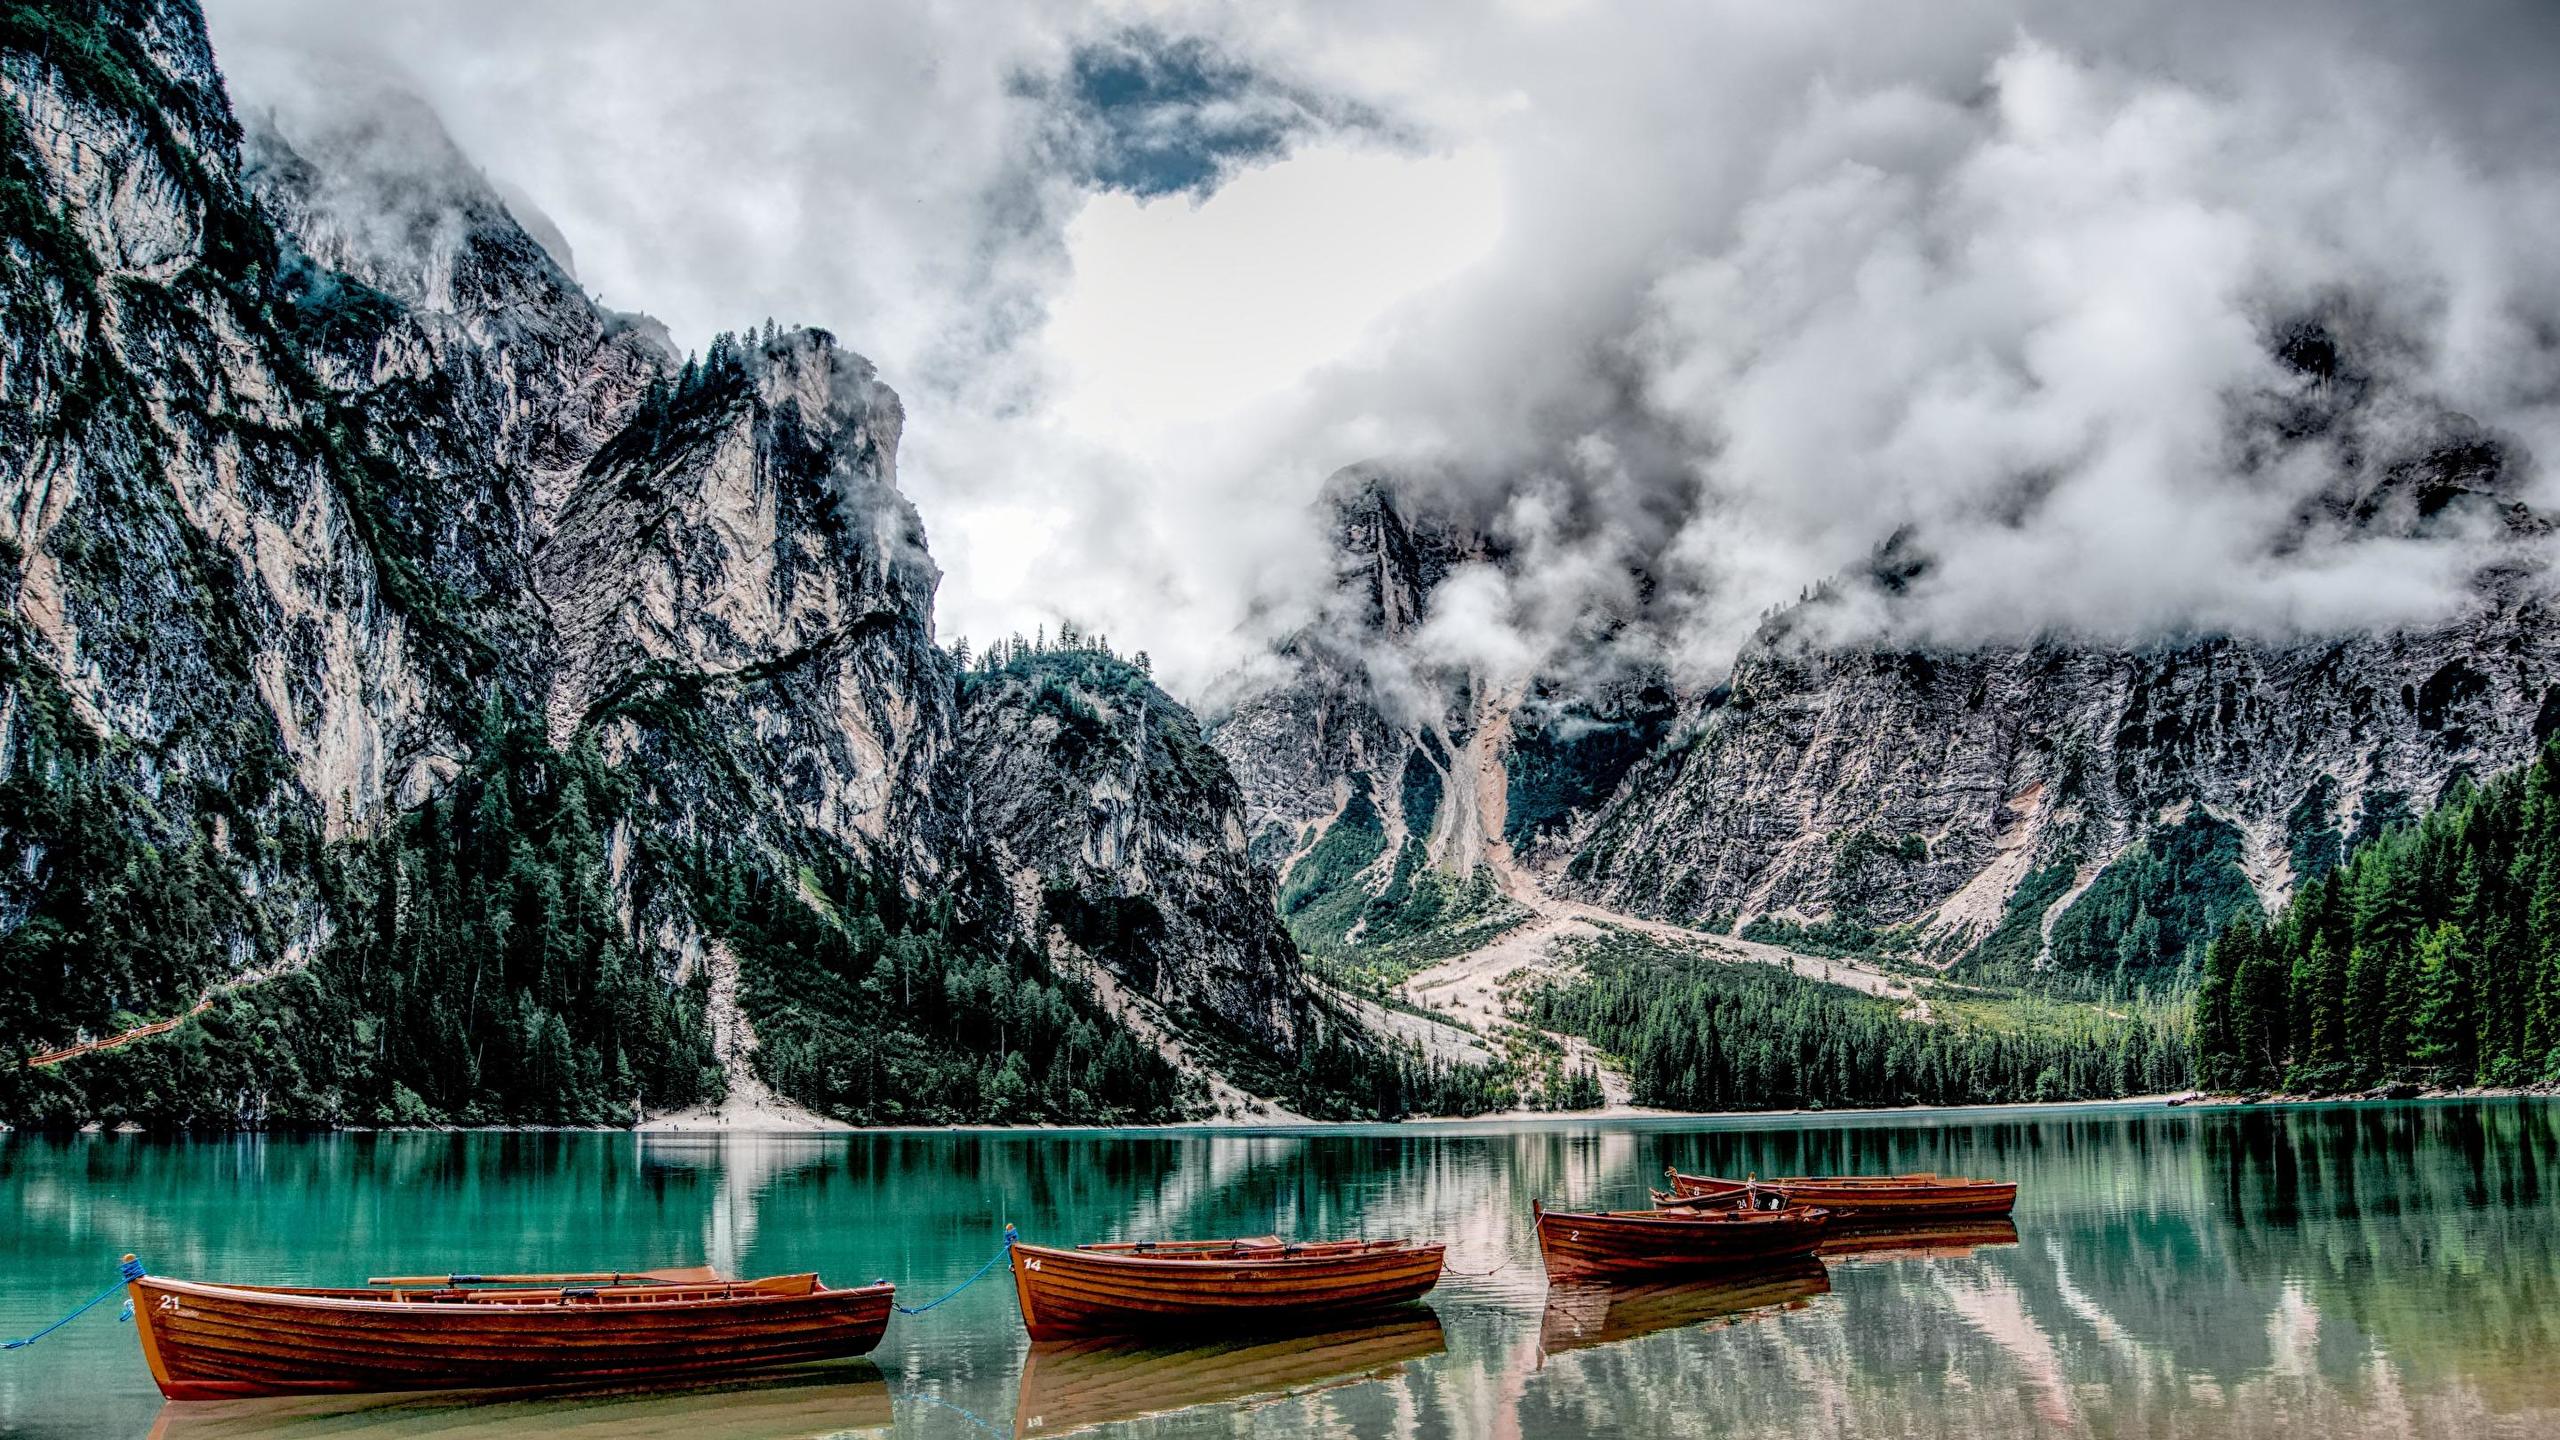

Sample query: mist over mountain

[10,1,2560,1130]
[3,0,1476,1128]
[201,0,2560,699]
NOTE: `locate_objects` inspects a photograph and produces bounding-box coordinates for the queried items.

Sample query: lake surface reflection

[5,1100,2557,1438]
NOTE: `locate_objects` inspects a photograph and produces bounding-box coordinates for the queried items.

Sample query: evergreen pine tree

[2291,931,2347,1083]
[2412,921,2476,1081]
[2343,943,2389,1084]
[2194,922,2241,1087]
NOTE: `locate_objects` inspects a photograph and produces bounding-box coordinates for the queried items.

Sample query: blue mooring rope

[886,1226,1015,1317]
[4,1256,144,1351]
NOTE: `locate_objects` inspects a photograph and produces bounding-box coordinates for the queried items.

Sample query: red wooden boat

[125,1263,894,1401]
[1657,1168,2018,1220]
[1006,1237,1444,1342]
[1531,1201,1832,1280]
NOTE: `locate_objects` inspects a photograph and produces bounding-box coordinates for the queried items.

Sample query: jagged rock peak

[952,646,1305,1053]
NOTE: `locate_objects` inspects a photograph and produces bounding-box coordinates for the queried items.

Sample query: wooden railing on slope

[25,998,215,1068]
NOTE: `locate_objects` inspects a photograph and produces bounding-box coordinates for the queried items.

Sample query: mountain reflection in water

[2,1100,2555,1438]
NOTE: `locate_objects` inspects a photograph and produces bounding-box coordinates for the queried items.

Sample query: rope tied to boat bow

[3,1256,144,1351]
[885,1225,1015,1317]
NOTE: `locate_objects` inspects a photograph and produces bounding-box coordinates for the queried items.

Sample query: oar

[365,1269,717,1288]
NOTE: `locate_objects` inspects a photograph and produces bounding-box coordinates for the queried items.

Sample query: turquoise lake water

[4,1100,2557,1438]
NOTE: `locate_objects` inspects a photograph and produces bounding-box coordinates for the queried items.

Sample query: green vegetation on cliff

[2194,743,2560,1093]
[1529,931,2190,1110]
[699,855,1187,1126]
[2047,810,2257,980]
[8,695,719,1127]
[1503,691,1673,848]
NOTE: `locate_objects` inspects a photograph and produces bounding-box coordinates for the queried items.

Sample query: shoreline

[13,1085,2552,1139]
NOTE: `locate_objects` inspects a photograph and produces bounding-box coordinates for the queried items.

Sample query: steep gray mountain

[949,647,1303,1053]
[1211,470,1672,966]
[0,0,1313,1124]
[1219,368,2555,985]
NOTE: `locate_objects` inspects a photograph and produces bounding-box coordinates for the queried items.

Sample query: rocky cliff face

[1220,389,2555,983]
[1215,471,1480,870]
[1568,590,2560,943]
[0,0,1308,1121]
[950,648,1303,1052]
[1562,366,2558,968]
[1211,471,1671,958]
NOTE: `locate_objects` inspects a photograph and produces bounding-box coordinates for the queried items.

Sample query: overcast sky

[204,0,2560,699]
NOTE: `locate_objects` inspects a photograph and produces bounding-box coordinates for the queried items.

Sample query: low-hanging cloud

[200,0,2560,705]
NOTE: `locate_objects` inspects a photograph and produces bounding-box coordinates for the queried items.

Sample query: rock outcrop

[950,648,1303,1051]
[1218,413,2555,980]
[0,0,1308,1119]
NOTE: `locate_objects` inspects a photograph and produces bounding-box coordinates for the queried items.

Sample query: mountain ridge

[0,0,1351,1127]
[1219,390,2559,1017]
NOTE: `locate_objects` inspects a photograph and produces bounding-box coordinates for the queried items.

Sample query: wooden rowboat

[1538,1258,1830,1357]
[1011,1311,1444,1437]
[126,1266,894,1401]
[1658,1168,2018,1220]
[1532,1201,1832,1281]
[1006,1237,1443,1342]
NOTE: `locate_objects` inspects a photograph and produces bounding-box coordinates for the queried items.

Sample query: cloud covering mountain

[204,0,2560,695]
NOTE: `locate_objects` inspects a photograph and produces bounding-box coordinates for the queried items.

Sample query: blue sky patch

[1028,28,1378,199]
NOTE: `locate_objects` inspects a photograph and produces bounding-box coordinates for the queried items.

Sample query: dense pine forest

[954,631,1517,1123]
[5,695,720,1127]
[1530,933,2191,1111]
[2193,743,2560,1093]
[695,853,1190,1126]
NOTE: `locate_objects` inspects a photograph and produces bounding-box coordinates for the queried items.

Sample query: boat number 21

[157,1296,180,1312]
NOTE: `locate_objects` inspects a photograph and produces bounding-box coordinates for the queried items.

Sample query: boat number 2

[1023,1257,1042,1272]
[1570,1230,1582,1241]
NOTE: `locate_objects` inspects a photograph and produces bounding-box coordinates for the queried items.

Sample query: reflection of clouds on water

[2264,1280,2322,1380]
[14,1104,2560,1440]
[637,1134,842,1277]
[1109,1134,1306,1242]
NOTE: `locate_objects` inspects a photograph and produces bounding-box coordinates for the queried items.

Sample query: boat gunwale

[133,1274,893,1316]
[1665,1170,2014,1193]
[1012,1240,1444,1274]
[1534,1203,1834,1227]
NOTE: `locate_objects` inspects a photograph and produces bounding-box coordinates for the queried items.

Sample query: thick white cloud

[203,0,2560,699]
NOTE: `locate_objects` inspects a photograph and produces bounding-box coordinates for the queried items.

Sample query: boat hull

[1661,1171,2017,1220]
[1007,1241,1443,1342]
[1533,1204,1832,1281]
[128,1274,894,1401]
